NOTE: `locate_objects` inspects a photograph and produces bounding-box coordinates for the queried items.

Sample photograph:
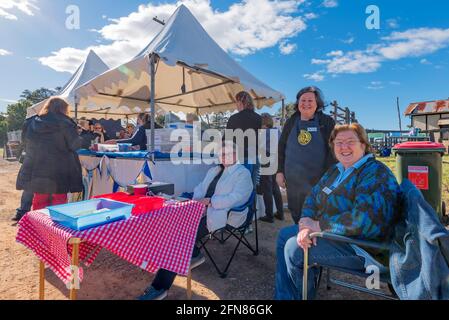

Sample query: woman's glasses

[334,139,360,148]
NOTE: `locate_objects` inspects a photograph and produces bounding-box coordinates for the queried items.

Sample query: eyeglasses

[334,139,360,148]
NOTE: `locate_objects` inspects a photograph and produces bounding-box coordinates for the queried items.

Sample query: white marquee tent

[74,4,285,120]
[26,50,109,119]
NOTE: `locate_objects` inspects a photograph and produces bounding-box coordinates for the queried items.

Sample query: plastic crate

[47,198,134,231]
[93,193,165,215]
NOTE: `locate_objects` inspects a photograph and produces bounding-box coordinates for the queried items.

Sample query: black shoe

[260,216,274,223]
[11,213,23,222]
[274,213,285,221]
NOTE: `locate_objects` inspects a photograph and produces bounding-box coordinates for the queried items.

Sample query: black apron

[284,116,326,221]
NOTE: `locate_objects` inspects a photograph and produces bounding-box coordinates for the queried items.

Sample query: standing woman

[106,113,162,151]
[276,87,336,224]
[16,97,88,210]
[226,91,262,163]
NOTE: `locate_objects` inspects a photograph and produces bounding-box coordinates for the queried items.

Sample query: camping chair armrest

[303,232,390,300]
[309,232,390,251]
[230,204,249,213]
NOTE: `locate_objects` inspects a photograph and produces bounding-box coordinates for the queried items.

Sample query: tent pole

[281,99,285,127]
[74,93,78,120]
[150,54,156,162]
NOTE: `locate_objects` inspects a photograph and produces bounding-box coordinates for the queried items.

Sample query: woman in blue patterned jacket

[274,123,402,300]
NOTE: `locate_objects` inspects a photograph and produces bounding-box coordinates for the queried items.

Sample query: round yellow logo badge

[298,130,312,146]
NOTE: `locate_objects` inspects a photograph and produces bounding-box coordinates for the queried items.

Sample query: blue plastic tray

[47,198,134,231]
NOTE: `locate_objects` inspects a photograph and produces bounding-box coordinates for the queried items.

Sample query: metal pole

[281,99,285,127]
[396,97,402,132]
[74,94,78,120]
[332,101,338,123]
[150,54,156,161]
[302,246,308,300]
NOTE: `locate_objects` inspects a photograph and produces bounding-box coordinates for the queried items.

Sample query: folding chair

[301,181,410,301]
[198,163,260,278]
[302,232,398,300]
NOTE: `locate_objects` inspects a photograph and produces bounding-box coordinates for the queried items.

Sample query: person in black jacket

[226,91,262,164]
[276,86,336,224]
[106,113,162,151]
[16,97,89,210]
[12,116,35,221]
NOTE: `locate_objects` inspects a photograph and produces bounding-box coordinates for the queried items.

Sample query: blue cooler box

[47,198,134,231]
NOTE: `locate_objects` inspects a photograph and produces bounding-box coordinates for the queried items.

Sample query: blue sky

[0,0,448,130]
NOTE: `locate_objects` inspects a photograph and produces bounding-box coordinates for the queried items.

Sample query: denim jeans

[274,225,366,300]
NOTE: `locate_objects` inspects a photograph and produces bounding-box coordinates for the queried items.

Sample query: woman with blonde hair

[16,97,88,210]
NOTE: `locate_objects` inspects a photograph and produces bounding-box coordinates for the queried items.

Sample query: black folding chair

[198,164,259,278]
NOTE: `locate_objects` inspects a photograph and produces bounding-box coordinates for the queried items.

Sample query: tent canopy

[75,5,285,119]
[26,50,109,119]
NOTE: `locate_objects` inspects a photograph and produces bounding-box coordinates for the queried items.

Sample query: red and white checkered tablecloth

[16,201,205,285]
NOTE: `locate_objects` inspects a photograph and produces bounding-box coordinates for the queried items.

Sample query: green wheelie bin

[393,141,447,221]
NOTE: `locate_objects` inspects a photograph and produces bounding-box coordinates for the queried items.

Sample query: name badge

[322,187,333,195]
[307,127,318,132]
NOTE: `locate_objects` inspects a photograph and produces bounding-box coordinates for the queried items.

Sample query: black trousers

[152,216,209,291]
[259,174,284,219]
[16,190,34,219]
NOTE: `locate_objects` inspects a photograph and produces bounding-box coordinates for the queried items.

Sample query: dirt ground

[0,158,389,300]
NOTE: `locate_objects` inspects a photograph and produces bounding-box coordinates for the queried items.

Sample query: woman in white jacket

[138,141,253,300]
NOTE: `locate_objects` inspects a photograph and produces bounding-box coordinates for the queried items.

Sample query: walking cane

[302,245,309,300]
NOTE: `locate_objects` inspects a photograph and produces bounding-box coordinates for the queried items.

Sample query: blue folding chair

[198,163,260,278]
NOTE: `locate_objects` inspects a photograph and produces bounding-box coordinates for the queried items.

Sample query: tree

[6,99,32,131]
[0,114,7,146]
[20,87,60,105]
[275,102,297,121]
[4,87,58,135]
[210,111,231,129]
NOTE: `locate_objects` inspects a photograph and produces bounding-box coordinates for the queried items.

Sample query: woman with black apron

[277,87,336,224]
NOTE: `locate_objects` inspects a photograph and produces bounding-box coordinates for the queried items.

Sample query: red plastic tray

[94,193,165,215]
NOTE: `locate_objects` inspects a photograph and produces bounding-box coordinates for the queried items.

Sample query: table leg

[187,270,192,300]
[39,260,45,300]
[69,240,81,300]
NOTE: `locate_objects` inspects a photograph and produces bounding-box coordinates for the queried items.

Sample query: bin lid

[393,141,446,151]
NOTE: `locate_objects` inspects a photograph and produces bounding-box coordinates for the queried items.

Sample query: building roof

[405,99,449,116]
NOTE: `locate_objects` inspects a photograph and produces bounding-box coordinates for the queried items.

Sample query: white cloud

[304,12,318,20]
[322,0,338,8]
[420,58,431,65]
[366,81,384,90]
[389,81,401,85]
[311,27,449,75]
[387,19,399,29]
[0,49,12,56]
[304,71,325,82]
[39,0,309,73]
[341,36,354,44]
[0,0,39,20]
[279,42,297,55]
[326,50,343,57]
